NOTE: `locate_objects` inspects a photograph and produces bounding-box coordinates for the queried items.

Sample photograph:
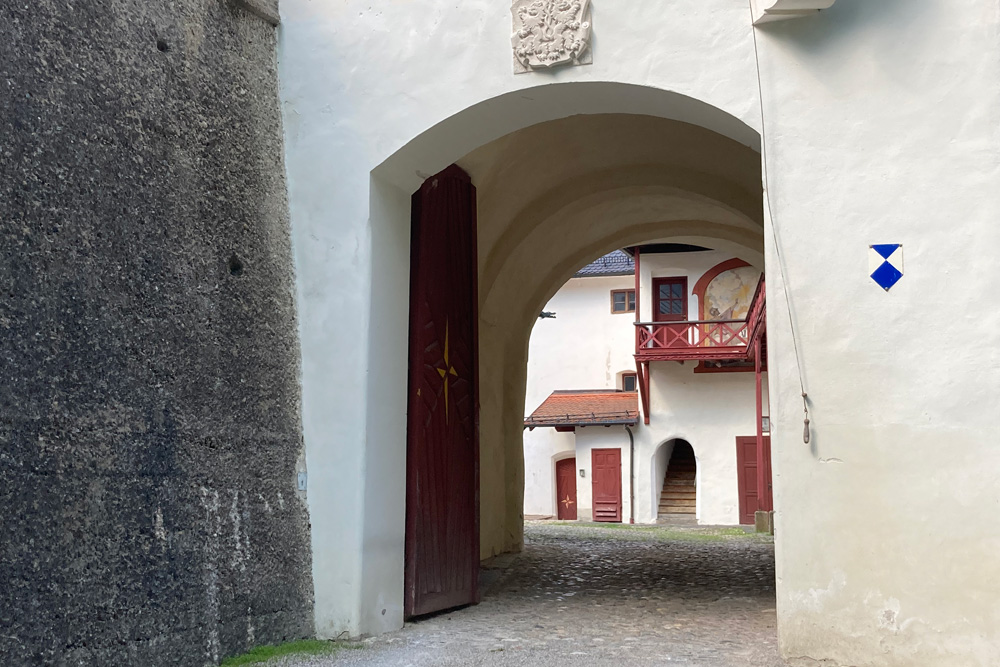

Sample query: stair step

[659,448,697,517]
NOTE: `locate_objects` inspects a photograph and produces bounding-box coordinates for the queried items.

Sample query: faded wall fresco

[705,267,761,320]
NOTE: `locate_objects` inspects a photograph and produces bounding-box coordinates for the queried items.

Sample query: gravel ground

[276,522,784,666]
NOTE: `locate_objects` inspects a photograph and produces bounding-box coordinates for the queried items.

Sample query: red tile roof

[524,390,639,428]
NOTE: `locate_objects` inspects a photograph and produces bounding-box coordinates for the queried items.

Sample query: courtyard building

[524,248,769,527]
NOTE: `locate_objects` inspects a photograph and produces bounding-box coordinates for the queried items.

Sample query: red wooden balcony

[634,319,750,361]
[633,275,766,362]
[631,269,766,425]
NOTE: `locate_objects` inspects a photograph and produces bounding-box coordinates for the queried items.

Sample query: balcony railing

[634,319,749,360]
[634,275,766,362]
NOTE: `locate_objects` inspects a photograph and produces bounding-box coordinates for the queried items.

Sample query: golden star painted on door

[436,321,459,423]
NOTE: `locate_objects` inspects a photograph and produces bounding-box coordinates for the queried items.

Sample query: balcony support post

[634,357,651,425]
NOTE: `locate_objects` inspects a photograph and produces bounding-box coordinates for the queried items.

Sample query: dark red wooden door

[556,458,577,520]
[653,277,688,349]
[653,277,688,322]
[736,436,772,525]
[736,436,759,525]
[591,449,622,522]
[404,164,479,618]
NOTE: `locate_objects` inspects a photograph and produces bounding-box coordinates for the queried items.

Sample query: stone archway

[310,83,766,637]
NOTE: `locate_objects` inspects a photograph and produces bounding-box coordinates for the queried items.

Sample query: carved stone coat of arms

[511,0,592,73]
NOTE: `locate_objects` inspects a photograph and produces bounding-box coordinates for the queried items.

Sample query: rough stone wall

[1,1,315,665]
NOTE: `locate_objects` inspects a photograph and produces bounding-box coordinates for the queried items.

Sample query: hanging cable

[747,2,812,444]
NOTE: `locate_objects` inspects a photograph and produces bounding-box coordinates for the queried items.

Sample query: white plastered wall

[755,2,1000,664]
[524,275,636,516]
[650,439,676,516]
[633,361,757,525]
[278,0,769,643]
[574,427,634,523]
[277,0,1000,661]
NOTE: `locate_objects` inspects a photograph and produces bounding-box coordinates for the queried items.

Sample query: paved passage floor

[281,522,784,666]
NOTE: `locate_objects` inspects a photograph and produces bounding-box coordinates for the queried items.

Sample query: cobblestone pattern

[280,523,784,666]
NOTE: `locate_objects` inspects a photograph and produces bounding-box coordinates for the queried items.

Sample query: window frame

[621,372,638,392]
[610,289,636,314]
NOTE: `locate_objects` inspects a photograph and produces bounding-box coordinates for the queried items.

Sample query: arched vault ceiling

[458,113,763,325]
[479,186,760,305]
[373,84,761,193]
[483,218,764,334]
[459,113,762,251]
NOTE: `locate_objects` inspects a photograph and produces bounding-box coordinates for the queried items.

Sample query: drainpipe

[626,426,635,524]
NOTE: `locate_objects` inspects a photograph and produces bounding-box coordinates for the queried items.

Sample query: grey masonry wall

[1,1,314,664]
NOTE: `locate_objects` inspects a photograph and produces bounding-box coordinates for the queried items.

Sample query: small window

[611,289,636,314]
[621,372,637,392]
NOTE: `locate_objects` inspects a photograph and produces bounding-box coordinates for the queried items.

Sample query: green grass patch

[539,521,767,543]
[221,639,359,666]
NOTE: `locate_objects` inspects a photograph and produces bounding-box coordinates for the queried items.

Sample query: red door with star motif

[404,165,479,618]
[556,458,577,520]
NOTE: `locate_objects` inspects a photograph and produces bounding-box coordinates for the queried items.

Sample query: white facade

[524,251,763,525]
[276,1,1000,663]
[523,274,635,517]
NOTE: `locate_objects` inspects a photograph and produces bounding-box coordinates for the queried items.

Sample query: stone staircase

[657,444,696,524]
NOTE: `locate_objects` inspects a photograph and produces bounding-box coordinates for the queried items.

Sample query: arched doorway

[298,81,767,635]
[656,440,697,524]
[394,106,763,617]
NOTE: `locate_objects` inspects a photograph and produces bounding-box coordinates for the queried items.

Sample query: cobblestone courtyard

[279,522,783,666]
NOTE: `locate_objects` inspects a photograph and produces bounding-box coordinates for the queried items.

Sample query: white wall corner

[750,0,836,25]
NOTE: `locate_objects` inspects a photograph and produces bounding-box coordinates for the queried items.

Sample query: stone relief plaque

[511,0,592,74]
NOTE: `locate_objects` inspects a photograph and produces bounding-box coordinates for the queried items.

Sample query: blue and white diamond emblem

[869,244,903,291]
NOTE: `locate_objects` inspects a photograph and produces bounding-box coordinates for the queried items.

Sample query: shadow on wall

[651,439,676,516]
[759,0,918,60]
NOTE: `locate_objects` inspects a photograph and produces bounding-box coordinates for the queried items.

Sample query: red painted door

[736,436,758,525]
[404,165,479,618]
[653,277,688,322]
[736,436,772,525]
[653,277,688,348]
[591,449,622,522]
[556,458,577,520]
